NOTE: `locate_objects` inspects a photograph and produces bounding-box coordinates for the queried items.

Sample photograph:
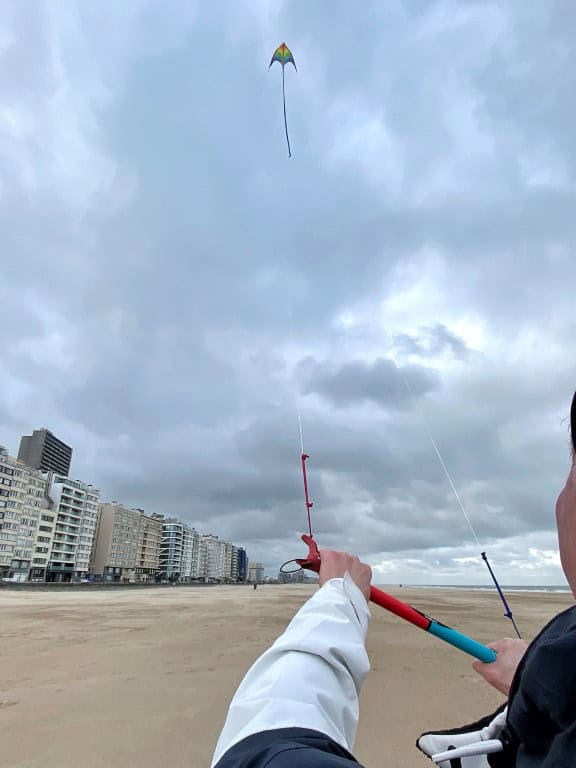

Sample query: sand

[0,584,572,768]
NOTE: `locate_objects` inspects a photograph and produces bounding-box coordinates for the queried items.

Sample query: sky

[1,0,575,589]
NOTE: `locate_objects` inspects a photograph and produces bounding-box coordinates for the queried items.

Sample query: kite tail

[282,66,292,158]
[481,552,522,638]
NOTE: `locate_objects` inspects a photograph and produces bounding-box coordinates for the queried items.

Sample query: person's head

[556,391,576,596]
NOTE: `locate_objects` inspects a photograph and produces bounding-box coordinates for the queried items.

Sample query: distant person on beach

[211,549,372,767]
[418,391,576,766]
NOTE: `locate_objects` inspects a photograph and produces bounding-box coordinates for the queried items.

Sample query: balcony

[57,519,80,528]
[59,504,82,515]
[55,529,78,538]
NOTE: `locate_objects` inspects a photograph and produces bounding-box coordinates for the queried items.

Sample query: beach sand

[0,584,572,768]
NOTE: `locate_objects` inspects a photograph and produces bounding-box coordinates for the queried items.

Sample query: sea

[381,584,571,594]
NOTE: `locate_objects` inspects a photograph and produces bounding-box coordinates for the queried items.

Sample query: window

[36,536,51,543]
[39,525,52,532]
[41,515,54,522]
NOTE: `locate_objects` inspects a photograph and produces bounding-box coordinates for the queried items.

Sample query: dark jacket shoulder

[213,727,362,768]
[508,604,576,766]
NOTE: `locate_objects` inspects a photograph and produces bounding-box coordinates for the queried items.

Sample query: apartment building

[45,474,101,582]
[90,503,163,582]
[0,447,51,581]
[225,542,244,582]
[226,542,238,581]
[200,534,227,581]
[140,511,163,579]
[197,536,246,582]
[18,428,73,476]
[247,561,264,584]
[159,522,247,583]
[237,547,247,582]
[159,518,200,582]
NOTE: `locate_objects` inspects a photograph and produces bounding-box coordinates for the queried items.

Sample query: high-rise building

[159,518,199,582]
[18,429,73,476]
[201,534,228,581]
[228,543,239,581]
[247,561,264,584]
[196,536,248,582]
[141,512,164,579]
[44,475,100,582]
[0,448,51,581]
[237,548,247,582]
[90,503,163,582]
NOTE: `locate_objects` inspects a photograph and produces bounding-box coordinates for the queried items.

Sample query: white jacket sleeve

[211,574,371,767]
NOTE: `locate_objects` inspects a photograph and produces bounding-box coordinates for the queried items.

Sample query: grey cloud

[301,357,439,408]
[394,324,472,360]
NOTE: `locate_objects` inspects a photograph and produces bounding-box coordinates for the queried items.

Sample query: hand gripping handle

[295,535,496,663]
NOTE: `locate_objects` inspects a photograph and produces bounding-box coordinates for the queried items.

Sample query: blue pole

[481,552,521,638]
[428,620,497,663]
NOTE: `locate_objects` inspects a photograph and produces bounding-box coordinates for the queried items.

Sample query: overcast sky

[1,1,575,590]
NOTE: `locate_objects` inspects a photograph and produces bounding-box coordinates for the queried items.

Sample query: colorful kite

[269,43,297,157]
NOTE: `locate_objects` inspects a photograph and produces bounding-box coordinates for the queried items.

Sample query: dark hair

[572,391,576,455]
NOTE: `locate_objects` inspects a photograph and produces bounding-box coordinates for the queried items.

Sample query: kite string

[382,325,521,637]
[287,304,313,536]
[297,404,305,456]
[387,343,480,547]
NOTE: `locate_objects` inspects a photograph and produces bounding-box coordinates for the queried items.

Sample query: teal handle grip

[428,620,497,663]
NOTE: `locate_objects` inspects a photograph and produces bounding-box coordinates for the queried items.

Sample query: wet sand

[0,585,572,767]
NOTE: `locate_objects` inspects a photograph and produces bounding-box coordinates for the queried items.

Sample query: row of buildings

[0,430,252,584]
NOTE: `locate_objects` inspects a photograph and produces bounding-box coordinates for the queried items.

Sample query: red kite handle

[296,534,429,629]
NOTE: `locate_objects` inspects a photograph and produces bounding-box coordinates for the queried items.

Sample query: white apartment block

[90,503,163,582]
[45,474,101,582]
[224,541,240,581]
[160,518,200,582]
[200,534,226,581]
[247,561,265,583]
[0,447,51,581]
[182,523,199,580]
[158,520,245,583]
[199,535,242,582]
[230,544,240,581]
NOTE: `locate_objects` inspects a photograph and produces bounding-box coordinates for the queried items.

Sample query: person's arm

[211,552,372,768]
